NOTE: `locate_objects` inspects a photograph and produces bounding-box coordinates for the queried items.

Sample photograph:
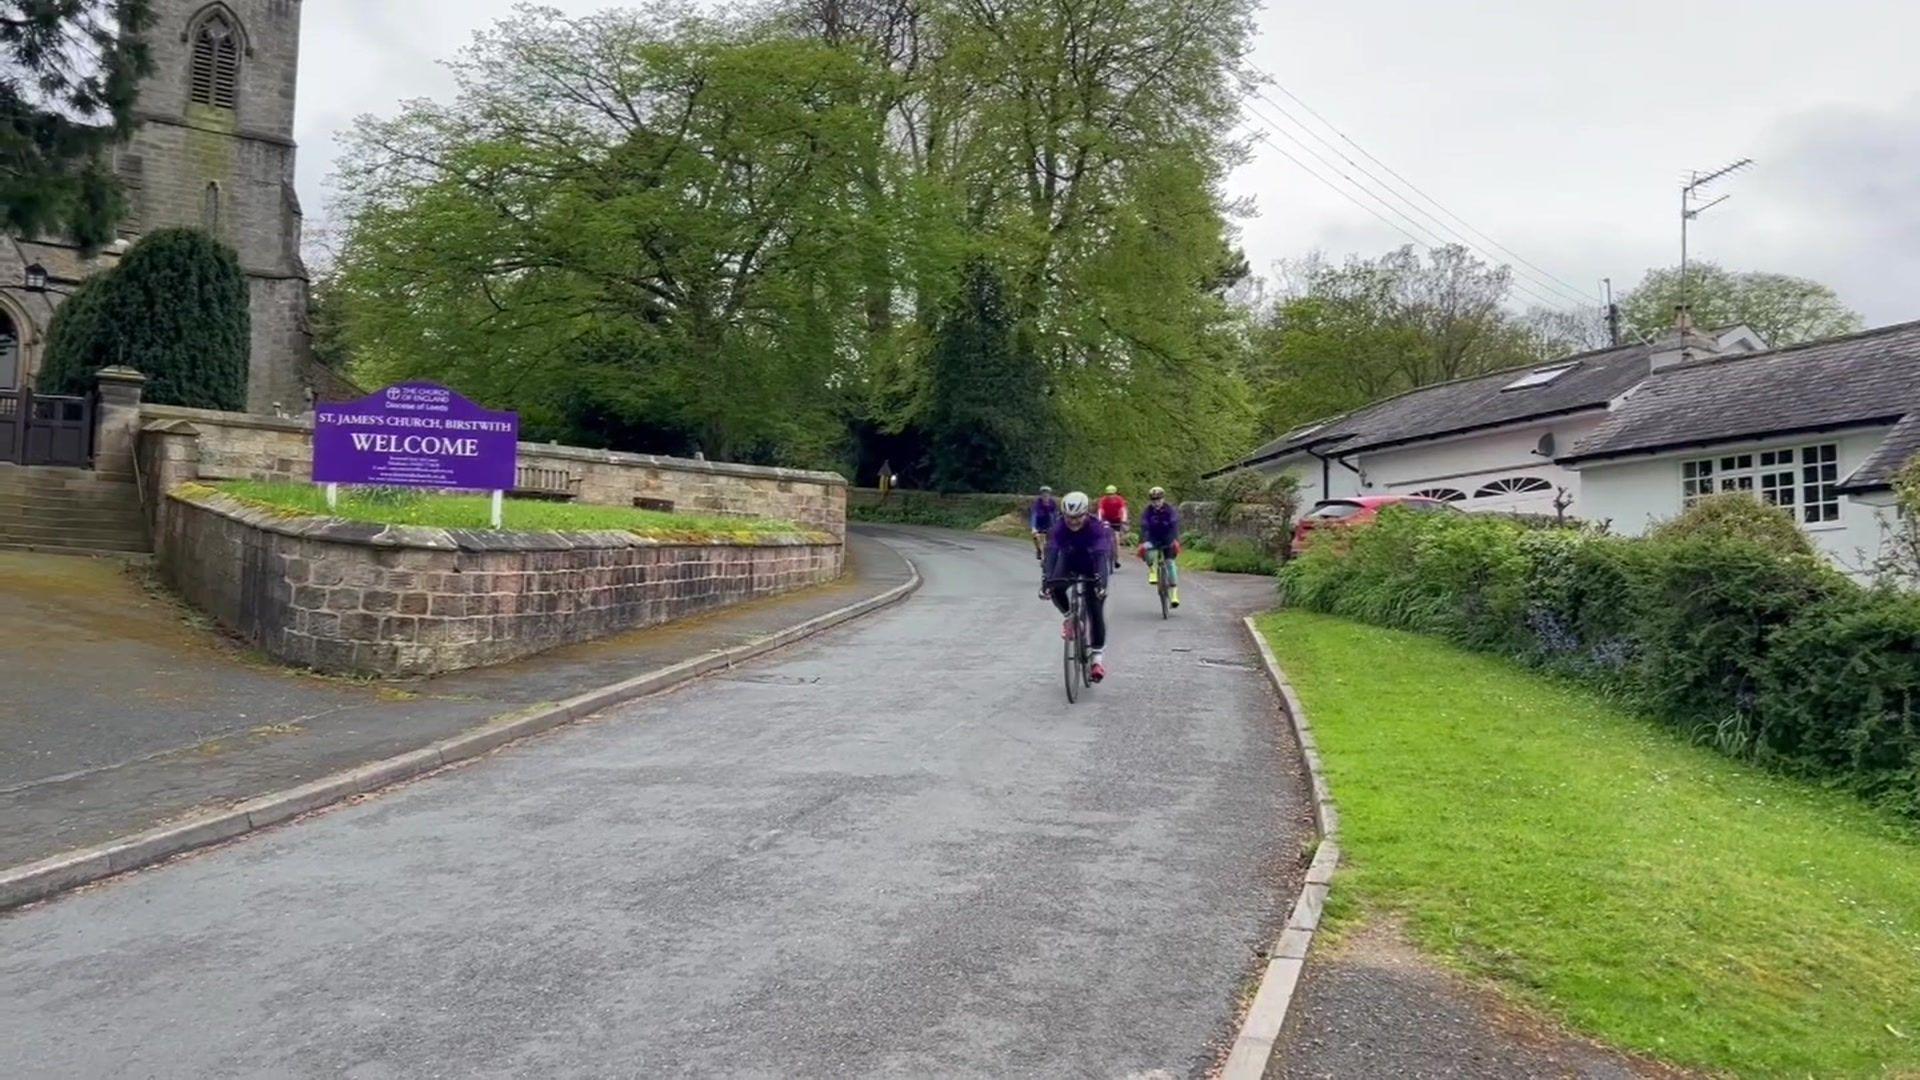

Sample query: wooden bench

[513,463,582,501]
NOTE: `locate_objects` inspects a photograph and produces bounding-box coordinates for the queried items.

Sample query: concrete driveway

[1,528,1307,1077]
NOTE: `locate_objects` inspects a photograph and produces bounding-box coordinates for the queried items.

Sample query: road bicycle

[1146,546,1172,619]
[1054,575,1100,703]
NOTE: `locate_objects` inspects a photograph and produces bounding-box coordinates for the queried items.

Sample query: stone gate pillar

[93,366,147,481]
[138,418,203,540]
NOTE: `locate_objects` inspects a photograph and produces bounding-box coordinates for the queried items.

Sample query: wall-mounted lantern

[23,264,47,291]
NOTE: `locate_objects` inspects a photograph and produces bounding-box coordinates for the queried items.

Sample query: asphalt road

[1,527,1307,1079]
[1,534,911,867]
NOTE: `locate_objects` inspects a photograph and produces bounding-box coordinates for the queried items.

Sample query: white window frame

[1472,476,1553,499]
[1681,443,1841,526]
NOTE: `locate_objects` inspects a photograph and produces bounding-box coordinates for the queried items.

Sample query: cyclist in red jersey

[1096,485,1128,571]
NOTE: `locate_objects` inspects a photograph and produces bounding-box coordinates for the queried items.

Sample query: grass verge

[1179,548,1218,572]
[1256,609,1920,1078]
[212,480,803,538]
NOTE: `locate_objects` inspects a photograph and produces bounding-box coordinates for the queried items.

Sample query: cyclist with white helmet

[1040,491,1113,682]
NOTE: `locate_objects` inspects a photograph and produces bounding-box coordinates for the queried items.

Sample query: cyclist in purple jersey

[1040,491,1113,681]
[1140,486,1182,608]
[1029,485,1059,561]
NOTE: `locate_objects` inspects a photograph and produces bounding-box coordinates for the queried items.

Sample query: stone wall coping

[144,403,311,434]
[519,442,846,488]
[140,404,849,488]
[171,486,839,553]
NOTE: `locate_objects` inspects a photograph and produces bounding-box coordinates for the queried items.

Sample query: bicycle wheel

[1079,590,1094,688]
[1063,592,1080,704]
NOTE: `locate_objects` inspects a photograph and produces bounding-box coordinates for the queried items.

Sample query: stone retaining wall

[1180,500,1296,557]
[137,405,848,539]
[158,487,843,677]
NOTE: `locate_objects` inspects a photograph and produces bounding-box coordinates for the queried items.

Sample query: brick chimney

[1648,305,1724,370]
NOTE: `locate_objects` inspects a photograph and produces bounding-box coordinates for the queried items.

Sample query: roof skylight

[1502,363,1577,391]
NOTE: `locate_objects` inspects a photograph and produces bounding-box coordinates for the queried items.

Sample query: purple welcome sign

[314,383,518,491]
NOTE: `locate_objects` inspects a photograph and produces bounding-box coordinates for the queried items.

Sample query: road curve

[2,526,1309,1078]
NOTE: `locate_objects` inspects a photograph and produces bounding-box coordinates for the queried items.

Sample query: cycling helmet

[1148,486,1166,499]
[1062,491,1091,517]
[1039,485,1053,494]
[1104,485,1119,495]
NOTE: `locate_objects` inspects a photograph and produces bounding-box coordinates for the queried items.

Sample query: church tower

[115,0,317,412]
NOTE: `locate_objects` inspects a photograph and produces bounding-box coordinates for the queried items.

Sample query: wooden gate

[0,386,93,468]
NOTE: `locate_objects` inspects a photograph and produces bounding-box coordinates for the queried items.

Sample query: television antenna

[1680,158,1753,317]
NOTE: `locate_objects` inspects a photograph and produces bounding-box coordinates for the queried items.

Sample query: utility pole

[1680,158,1753,319]
[1603,277,1621,346]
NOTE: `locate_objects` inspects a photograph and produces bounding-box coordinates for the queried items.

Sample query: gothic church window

[190,14,240,110]
[203,182,222,234]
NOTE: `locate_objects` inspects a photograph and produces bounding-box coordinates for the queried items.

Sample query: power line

[1235,95,1581,314]
[1237,96,1448,249]
[1234,72,1596,311]
[1241,64,1603,304]
[1231,61,1604,307]
[1236,127,1431,249]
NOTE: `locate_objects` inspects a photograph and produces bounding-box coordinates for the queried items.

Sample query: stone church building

[0,0,346,413]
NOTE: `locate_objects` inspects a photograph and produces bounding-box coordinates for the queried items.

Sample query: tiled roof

[10,238,118,283]
[1563,320,1920,465]
[1208,341,1653,476]
[1839,412,1920,493]
[1217,417,1353,474]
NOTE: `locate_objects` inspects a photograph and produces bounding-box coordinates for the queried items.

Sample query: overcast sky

[295,0,1920,327]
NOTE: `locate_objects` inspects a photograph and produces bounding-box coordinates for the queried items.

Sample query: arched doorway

[0,309,18,390]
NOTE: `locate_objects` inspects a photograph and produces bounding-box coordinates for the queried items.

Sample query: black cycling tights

[1048,583,1107,649]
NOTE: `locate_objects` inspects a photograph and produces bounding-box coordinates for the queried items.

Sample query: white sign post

[490,489,504,529]
[325,482,338,511]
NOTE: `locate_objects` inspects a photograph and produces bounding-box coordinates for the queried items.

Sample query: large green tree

[1249,245,1551,438]
[1,0,152,250]
[913,0,1257,489]
[41,227,249,408]
[332,0,1258,489]
[923,261,1052,491]
[333,7,904,464]
[1618,263,1863,347]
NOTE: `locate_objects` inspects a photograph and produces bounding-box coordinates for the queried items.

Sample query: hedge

[1280,505,1920,818]
[41,227,250,410]
[848,488,1028,530]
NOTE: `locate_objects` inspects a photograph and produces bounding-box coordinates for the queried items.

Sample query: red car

[1291,494,1459,557]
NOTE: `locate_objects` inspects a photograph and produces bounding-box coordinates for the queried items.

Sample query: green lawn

[210,480,805,538]
[1177,547,1218,572]
[1257,609,1920,1078]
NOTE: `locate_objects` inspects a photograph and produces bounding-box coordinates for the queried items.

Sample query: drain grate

[1197,656,1257,671]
